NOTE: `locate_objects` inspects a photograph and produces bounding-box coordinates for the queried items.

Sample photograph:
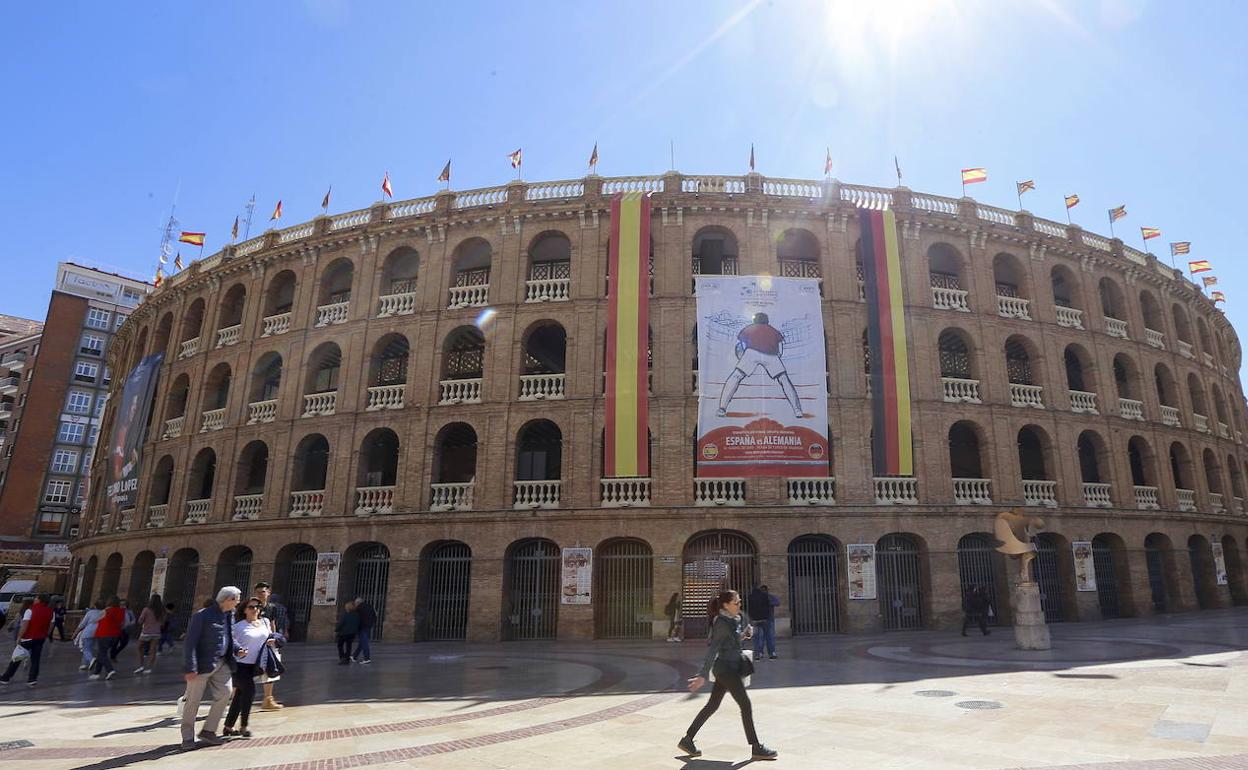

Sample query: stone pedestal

[1012,581,1051,650]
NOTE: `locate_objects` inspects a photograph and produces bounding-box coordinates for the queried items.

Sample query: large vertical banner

[313,552,341,606]
[104,353,164,515]
[695,276,828,477]
[846,544,877,600]
[604,192,651,477]
[150,557,169,598]
[859,209,913,476]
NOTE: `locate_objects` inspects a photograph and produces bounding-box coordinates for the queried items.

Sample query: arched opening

[876,533,928,630]
[692,226,739,278]
[1172,304,1193,346]
[1032,532,1072,622]
[777,228,821,291]
[273,543,317,641]
[522,322,567,376]
[357,428,399,503]
[1170,441,1195,502]
[79,555,98,609]
[369,334,409,389]
[1063,344,1094,401]
[949,421,989,504]
[1128,435,1156,489]
[416,541,471,641]
[594,538,654,639]
[681,531,758,638]
[1188,373,1209,423]
[1220,535,1248,606]
[1212,386,1230,431]
[1198,317,1215,363]
[99,552,122,600]
[217,283,247,340]
[993,252,1030,318]
[317,258,354,307]
[1113,353,1139,403]
[1202,449,1224,511]
[132,327,150,370]
[262,270,297,326]
[938,329,976,400]
[149,454,175,506]
[180,298,205,346]
[1188,535,1217,610]
[432,422,477,509]
[450,237,492,307]
[1092,533,1135,619]
[1140,291,1163,336]
[441,326,485,401]
[1006,336,1037,386]
[527,231,572,297]
[927,243,967,310]
[203,361,231,413]
[515,419,562,482]
[1229,454,1246,505]
[503,538,560,640]
[1154,363,1178,411]
[342,542,390,639]
[379,246,420,305]
[1144,533,1179,612]
[153,312,174,357]
[957,533,1007,626]
[187,448,216,503]
[215,545,254,592]
[304,342,341,397]
[166,548,200,634]
[234,439,269,497]
[1018,425,1054,505]
[291,433,330,495]
[128,550,156,605]
[166,373,190,424]
[1098,277,1126,326]
[1051,265,1079,309]
[248,352,282,415]
[787,535,842,634]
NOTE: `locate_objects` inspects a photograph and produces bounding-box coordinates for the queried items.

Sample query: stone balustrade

[216,324,241,348]
[366,384,406,411]
[1145,328,1166,349]
[1133,485,1160,510]
[996,295,1031,320]
[439,378,482,404]
[147,504,168,528]
[162,415,185,439]
[695,478,746,506]
[1010,383,1044,408]
[1203,352,1215,367]
[513,480,562,509]
[786,477,836,505]
[1022,479,1058,507]
[261,312,291,337]
[302,391,337,417]
[199,407,226,433]
[178,337,200,360]
[1056,306,1084,329]
[1083,482,1112,508]
[1176,488,1196,511]
[1104,317,1129,339]
[448,284,489,308]
[355,485,395,515]
[431,482,474,511]
[1178,340,1194,358]
[519,373,565,401]
[525,277,571,303]
[1219,422,1230,438]
[247,399,278,424]
[1118,398,1144,421]
[118,508,134,531]
[931,286,969,312]
[941,377,981,403]
[377,291,417,317]
[1209,492,1224,513]
[1069,390,1098,414]
[330,209,371,231]
[233,494,264,520]
[315,301,349,327]
[290,490,325,517]
[601,477,651,507]
[1160,405,1181,427]
[874,476,918,504]
[185,498,211,524]
[952,478,993,505]
[1193,414,1210,433]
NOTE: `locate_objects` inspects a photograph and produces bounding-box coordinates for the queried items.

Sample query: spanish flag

[1189,260,1212,274]
[604,192,650,478]
[1065,194,1080,209]
[1141,226,1161,240]
[178,231,205,247]
[961,167,987,185]
[1202,276,1218,288]
[1212,291,1226,303]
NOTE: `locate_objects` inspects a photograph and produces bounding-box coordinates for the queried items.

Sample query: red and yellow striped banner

[604,192,650,477]
[860,208,913,476]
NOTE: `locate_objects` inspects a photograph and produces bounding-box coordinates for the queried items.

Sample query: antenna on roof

[242,195,257,241]
[157,180,181,276]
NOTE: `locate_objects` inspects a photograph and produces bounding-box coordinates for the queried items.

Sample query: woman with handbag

[679,590,778,761]
[222,597,275,737]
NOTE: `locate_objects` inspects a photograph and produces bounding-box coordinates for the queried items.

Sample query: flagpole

[1108,213,1115,240]
[1065,203,1071,225]
[1017,189,1022,211]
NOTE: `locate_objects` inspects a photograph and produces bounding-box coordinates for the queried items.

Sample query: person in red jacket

[0,594,53,686]
[89,596,125,680]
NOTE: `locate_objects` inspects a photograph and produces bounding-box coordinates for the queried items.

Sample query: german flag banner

[859,208,913,476]
[604,192,650,477]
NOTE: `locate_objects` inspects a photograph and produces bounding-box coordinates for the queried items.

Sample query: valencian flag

[589,143,598,169]
[961,167,987,185]
[1203,275,1218,288]
[231,216,239,240]
[604,192,651,477]
[1171,241,1191,256]
[1016,179,1035,195]
[270,200,283,221]
[174,252,184,270]
[178,231,205,247]
[1065,194,1080,209]
[1141,226,1161,240]
[437,160,451,183]
[1109,205,1127,222]
[824,148,833,176]
[509,148,523,169]
[381,172,393,198]
[859,208,913,476]
[1189,260,1212,274]
[1212,291,1226,303]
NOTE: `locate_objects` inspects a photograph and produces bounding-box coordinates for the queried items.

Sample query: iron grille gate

[129,561,153,605]
[354,545,391,639]
[217,552,253,596]
[877,535,923,631]
[1145,545,1168,612]
[1091,540,1120,619]
[506,540,560,640]
[1031,537,1064,623]
[422,543,471,641]
[595,540,653,639]
[282,547,317,642]
[682,532,757,639]
[787,536,841,634]
[168,556,200,635]
[956,534,1001,626]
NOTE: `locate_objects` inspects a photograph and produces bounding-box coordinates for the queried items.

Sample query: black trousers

[225,662,258,728]
[962,612,988,635]
[336,634,356,660]
[686,669,759,745]
[0,639,44,683]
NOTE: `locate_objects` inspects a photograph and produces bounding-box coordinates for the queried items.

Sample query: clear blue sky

[3,1,1246,347]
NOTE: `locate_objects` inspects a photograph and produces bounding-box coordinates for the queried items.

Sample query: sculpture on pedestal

[993,511,1052,650]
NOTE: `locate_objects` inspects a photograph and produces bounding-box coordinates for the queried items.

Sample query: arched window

[318,258,354,306]
[1098,277,1126,324]
[1005,337,1035,385]
[165,373,190,422]
[1051,266,1078,309]
[449,237,492,308]
[149,455,175,507]
[305,343,341,395]
[432,423,478,510]
[928,243,965,291]
[1170,442,1195,494]
[1140,291,1163,336]
[527,231,572,298]
[949,422,989,504]
[379,246,420,303]
[187,448,216,501]
[357,428,399,508]
[1128,436,1155,487]
[777,229,821,285]
[370,334,409,387]
[262,270,297,326]
[938,329,973,379]
[1172,304,1193,346]
[291,435,330,516]
[993,253,1030,319]
[521,323,567,400]
[1077,431,1105,484]
[1018,426,1050,480]
[1188,373,1208,419]
[1064,344,1091,395]
[153,312,174,357]
[1154,363,1177,409]
[249,352,283,405]
[442,327,485,381]
[692,227,739,277]
[234,440,269,497]
[1203,448,1224,500]
[217,283,247,342]
[1113,354,1139,402]
[515,420,563,507]
[203,362,231,411]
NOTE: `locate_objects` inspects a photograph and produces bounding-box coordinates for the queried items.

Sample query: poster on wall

[42,543,71,566]
[695,276,829,477]
[846,544,877,600]
[1072,541,1097,591]
[104,353,164,516]
[150,557,168,597]
[561,547,593,604]
[1212,542,1228,586]
[313,552,341,606]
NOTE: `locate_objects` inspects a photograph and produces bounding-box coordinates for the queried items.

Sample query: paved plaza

[1,609,1247,769]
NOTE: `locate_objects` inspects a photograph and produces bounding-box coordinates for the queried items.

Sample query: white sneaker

[143,667,153,673]
[88,674,100,680]
[78,664,88,671]
[105,671,116,680]
[134,666,147,674]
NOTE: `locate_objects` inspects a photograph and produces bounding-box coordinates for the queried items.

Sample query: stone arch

[317,257,355,306]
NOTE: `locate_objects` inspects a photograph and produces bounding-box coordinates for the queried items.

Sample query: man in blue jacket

[179,586,240,750]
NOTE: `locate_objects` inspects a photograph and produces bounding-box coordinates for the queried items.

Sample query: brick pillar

[1123,546,1155,618]
[466,554,503,642]
[927,545,962,630]
[557,603,594,640]
[383,553,419,642]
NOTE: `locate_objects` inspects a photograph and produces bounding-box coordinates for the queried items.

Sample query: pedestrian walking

[665,593,684,642]
[110,599,137,661]
[89,596,124,680]
[747,584,780,660]
[75,599,104,670]
[0,594,53,686]
[254,581,289,711]
[159,602,177,653]
[680,590,778,761]
[705,595,721,638]
[223,596,277,738]
[51,598,69,641]
[134,594,166,673]
[179,586,241,750]
[961,586,992,637]
[335,601,360,664]
[353,596,375,663]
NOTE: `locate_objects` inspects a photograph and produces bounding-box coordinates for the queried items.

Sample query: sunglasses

[245,604,262,610]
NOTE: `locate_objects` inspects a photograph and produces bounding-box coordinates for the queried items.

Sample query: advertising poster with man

[560,547,593,604]
[695,276,828,477]
[1072,541,1097,591]
[103,353,164,516]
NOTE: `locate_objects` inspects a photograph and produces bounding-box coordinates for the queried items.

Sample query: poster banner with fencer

[560,547,593,604]
[695,276,829,477]
[104,353,164,516]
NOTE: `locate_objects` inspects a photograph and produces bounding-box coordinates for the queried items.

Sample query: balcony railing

[178,337,200,360]
[261,312,291,337]
[1010,383,1044,408]
[514,480,561,508]
[216,324,241,348]
[1145,328,1166,350]
[1178,340,1194,358]
[376,291,417,317]
[233,494,264,521]
[1083,482,1112,508]
[1104,317,1128,339]
[355,485,395,515]
[952,478,993,505]
[1209,492,1225,513]
[366,384,406,411]
[1203,352,1215,368]
[1069,390,1098,414]
[0,376,18,395]
[146,504,168,528]
[1055,306,1084,329]
[247,399,278,424]
[874,476,918,504]
[519,373,565,401]
[1218,422,1230,439]
[315,301,349,327]
[1235,497,1244,514]
[1176,488,1196,511]
[996,295,1031,320]
[1193,413,1210,433]
[302,391,337,417]
[931,286,969,312]
[695,478,746,506]
[1118,398,1144,421]
[185,498,211,524]
[431,481,474,511]
[525,278,571,303]
[601,477,651,507]
[290,490,325,517]
[162,415,185,439]
[199,408,225,433]
[118,508,134,531]
[439,378,482,404]
[1133,485,1160,510]
[448,284,489,309]
[1,352,27,371]
[786,477,836,505]
[1160,405,1181,427]
[941,377,981,404]
[1022,479,1058,507]
[0,403,11,417]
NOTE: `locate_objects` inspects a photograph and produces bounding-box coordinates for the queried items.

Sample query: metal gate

[167,552,200,634]
[682,532,757,638]
[594,539,653,639]
[128,555,155,604]
[877,534,923,631]
[421,542,471,641]
[1145,542,1168,612]
[505,539,560,640]
[956,533,1001,626]
[216,549,253,595]
[353,544,391,639]
[1091,538,1120,619]
[279,546,317,642]
[787,535,841,634]
[1031,536,1064,623]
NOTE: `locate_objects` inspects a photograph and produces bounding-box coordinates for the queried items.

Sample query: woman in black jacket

[679,590,778,761]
